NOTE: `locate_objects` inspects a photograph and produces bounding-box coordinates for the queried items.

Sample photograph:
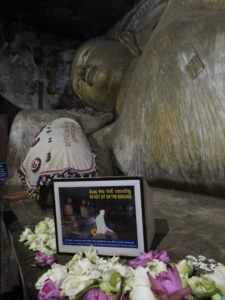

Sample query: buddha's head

[71,39,134,112]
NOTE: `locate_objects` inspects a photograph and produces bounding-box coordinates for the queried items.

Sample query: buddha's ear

[118,31,142,57]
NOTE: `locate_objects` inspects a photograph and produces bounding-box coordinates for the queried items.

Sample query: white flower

[206,266,225,295]
[36,233,49,243]
[113,264,134,278]
[61,272,98,299]
[92,260,133,294]
[19,218,56,255]
[29,239,44,251]
[85,245,100,263]
[188,275,217,298]
[46,237,57,251]
[45,217,55,228]
[35,218,55,237]
[146,259,167,277]
[66,256,101,296]
[176,259,193,277]
[96,256,120,272]
[25,233,37,244]
[130,266,157,300]
[35,263,67,290]
[39,245,55,256]
[113,264,134,292]
[68,258,98,276]
[46,218,56,235]
[35,220,48,234]
[66,252,83,269]
[19,227,33,242]
[60,275,78,299]
[100,269,122,293]
[28,238,55,255]
[124,275,135,292]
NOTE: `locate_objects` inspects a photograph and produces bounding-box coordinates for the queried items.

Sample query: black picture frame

[52,176,147,257]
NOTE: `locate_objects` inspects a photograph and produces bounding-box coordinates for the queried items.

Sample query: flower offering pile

[19,219,225,300]
[19,217,57,265]
[35,247,225,300]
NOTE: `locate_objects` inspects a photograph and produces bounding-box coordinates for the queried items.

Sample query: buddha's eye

[82,47,94,64]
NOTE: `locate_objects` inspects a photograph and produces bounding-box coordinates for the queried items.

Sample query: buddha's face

[71,40,133,112]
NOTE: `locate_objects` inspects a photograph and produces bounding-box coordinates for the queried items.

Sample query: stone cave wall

[0,0,139,132]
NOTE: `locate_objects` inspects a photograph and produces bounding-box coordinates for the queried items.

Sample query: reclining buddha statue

[71,0,225,195]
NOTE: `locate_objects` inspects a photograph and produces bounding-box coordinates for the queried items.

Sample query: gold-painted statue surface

[71,40,133,112]
[71,0,225,195]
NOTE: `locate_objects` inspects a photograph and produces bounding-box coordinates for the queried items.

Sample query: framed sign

[52,177,147,257]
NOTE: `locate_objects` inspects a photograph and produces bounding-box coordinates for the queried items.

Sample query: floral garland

[19,219,225,300]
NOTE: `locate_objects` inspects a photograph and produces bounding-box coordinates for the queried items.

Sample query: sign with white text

[53,177,147,257]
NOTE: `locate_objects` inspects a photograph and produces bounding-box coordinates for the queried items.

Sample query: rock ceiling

[0,0,138,40]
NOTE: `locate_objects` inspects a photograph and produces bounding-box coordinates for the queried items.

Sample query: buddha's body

[71,0,225,194]
[111,1,225,191]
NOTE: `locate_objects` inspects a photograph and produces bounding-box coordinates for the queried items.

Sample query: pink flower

[35,252,55,265]
[129,250,170,269]
[38,279,65,300]
[148,267,192,300]
[81,288,116,300]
